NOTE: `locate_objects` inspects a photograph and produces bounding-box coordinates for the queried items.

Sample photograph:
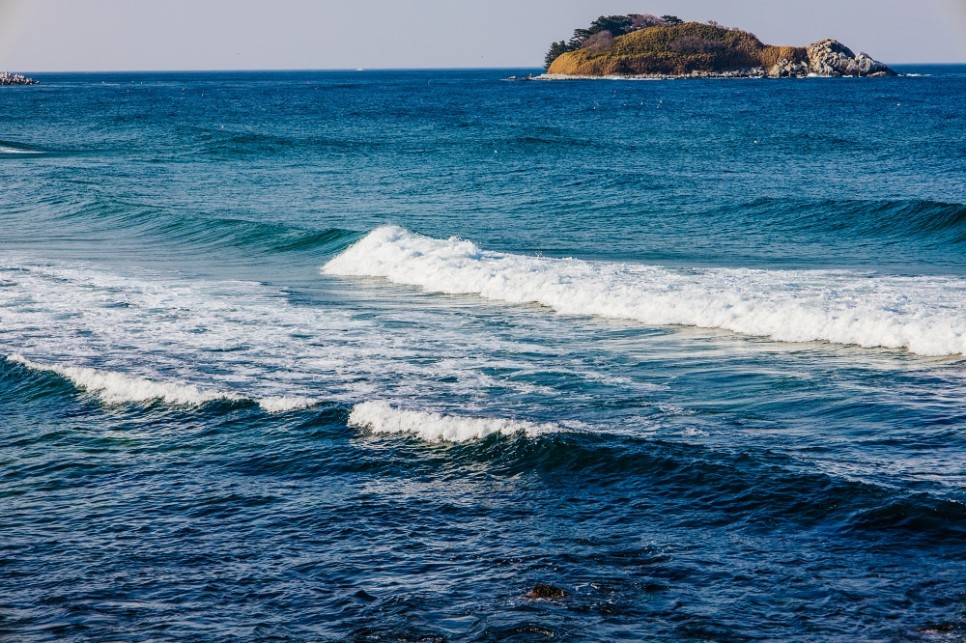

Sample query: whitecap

[9,354,242,407]
[348,400,558,442]
[0,145,40,155]
[323,226,966,357]
[256,395,319,413]
[9,354,320,413]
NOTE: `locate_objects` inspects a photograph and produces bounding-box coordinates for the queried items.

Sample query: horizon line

[7,61,966,74]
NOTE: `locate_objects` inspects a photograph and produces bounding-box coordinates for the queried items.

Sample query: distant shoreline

[4,64,963,75]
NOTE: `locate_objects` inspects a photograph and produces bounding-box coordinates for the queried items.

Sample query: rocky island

[0,72,37,85]
[543,14,895,79]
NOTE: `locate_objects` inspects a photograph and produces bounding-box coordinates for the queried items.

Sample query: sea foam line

[323,226,966,357]
[348,400,558,442]
[0,145,41,155]
[8,355,318,412]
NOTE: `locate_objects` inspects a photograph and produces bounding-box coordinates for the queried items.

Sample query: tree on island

[630,14,666,30]
[544,40,579,69]
[582,31,615,52]
[578,14,633,40]
[544,12,685,69]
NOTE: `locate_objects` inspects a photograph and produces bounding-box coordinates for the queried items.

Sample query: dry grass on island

[543,14,895,78]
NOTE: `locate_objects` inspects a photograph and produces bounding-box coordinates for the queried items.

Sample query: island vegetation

[543,14,895,78]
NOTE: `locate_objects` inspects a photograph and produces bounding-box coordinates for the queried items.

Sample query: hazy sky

[2,0,965,71]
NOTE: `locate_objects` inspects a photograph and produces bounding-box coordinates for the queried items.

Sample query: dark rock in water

[918,622,957,634]
[353,589,378,602]
[526,584,568,600]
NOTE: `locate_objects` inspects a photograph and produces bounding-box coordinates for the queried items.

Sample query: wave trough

[323,226,966,356]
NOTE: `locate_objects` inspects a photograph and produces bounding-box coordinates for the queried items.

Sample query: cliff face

[545,23,894,78]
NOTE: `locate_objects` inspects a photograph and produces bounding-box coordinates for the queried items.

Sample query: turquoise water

[1,67,965,641]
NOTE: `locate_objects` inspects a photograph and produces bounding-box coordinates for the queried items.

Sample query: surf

[323,226,966,357]
[348,400,559,442]
[7,354,318,413]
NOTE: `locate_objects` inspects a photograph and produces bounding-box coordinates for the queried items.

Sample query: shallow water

[1,67,965,641]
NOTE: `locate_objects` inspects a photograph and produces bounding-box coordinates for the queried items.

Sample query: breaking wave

[256,395,320,413]
[0,140,46,156]
[348,401,559,442]
[8,355,318,413]
[323,226,966,356]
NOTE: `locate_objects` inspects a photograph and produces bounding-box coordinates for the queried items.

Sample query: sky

[1,0,965,72]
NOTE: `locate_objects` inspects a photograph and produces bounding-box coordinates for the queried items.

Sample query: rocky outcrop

[769,57,810,78]
[804,39,895,77]
[0,72,36,85]
[544,20,897,79]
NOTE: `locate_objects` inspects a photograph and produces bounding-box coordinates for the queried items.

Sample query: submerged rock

[526,584,568,600]
[917,622,957,634]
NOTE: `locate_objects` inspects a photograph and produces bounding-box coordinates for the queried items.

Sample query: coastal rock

[806,39,895,77]
[0,72,36,86]
[769,57,810,78]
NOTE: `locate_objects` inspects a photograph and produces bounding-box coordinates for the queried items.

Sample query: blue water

[1,67,965,641]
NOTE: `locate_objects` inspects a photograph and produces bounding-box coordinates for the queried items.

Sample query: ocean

[1,67,964,641]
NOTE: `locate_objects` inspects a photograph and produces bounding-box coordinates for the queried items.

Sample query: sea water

[1,67,964,641]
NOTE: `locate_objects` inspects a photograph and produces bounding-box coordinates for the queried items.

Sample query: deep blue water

[1,67,965,641]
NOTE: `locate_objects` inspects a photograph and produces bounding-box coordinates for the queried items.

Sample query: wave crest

[323,226,966,356]
[8,355,317,412]
[348,401,558,442]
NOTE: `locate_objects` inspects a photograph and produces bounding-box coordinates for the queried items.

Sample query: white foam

[0,145,38,155]
[256,396,319,413]
[0,257,593,419]
[9,354,242,407]
[348,401,557,442]
[7,354,324,413]
[323,226,966,357]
